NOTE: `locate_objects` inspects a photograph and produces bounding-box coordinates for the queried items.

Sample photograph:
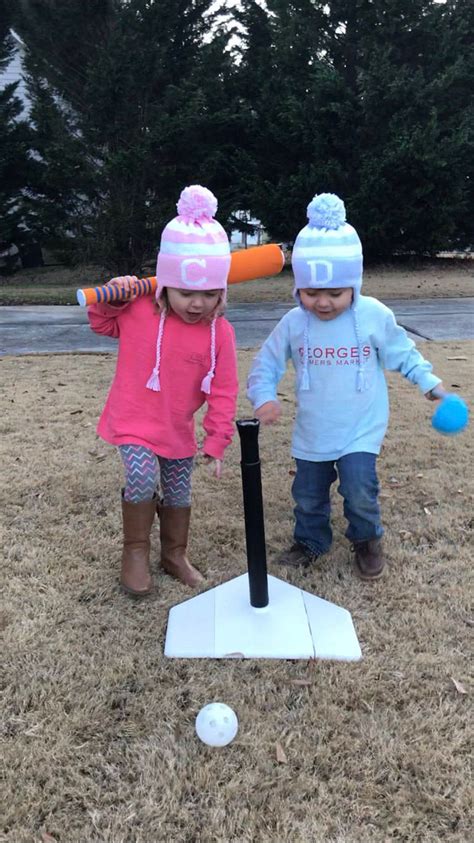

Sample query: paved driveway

[0,298,473,356]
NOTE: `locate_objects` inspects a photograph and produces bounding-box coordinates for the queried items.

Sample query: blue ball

[432,395,469,435]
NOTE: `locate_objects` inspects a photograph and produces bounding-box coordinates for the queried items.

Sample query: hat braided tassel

[146,369,161,392]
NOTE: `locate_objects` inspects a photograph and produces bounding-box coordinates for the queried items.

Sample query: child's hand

[106,275,140,300]
[255,400,281,425]
[425,383,447,401]
[202,455,222,479]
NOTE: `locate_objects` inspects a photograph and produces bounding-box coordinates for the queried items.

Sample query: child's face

[299,287,353,320]
[166,288,222,323]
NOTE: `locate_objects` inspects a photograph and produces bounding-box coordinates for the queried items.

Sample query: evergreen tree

[0,3,33,257]
[14,0,240,272]
[237,0,473,256]
[235,0,351,242]
[326,0,474,256]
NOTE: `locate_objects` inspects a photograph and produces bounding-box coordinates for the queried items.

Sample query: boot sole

[120,582,154,597]
[276,558,311,569]
[161,564,204,587]
[351,560,385,581]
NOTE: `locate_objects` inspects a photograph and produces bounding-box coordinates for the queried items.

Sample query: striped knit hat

[292,193,362,298]
[147,185,231,394]
[291,193,366,392]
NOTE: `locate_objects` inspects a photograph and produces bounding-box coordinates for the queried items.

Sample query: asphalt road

[0,298,473,356]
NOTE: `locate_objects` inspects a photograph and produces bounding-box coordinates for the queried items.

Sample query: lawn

[1,343,472,842]
[0,259,472,305]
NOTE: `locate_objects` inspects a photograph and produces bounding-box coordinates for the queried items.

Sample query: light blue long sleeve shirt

[247,296,441,461]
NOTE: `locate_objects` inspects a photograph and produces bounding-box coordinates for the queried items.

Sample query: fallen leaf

[423,507,432,516]
[447,356,467,361]
[417,473,424,478]
[290,679,312,686]
[276,742,288,764]
[70,409,83,415]
[288,469,296,476]
[451,677,467,695]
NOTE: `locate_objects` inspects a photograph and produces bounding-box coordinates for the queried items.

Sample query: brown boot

[352,538,385,581]
[120,495,157,596]
[159,505,204,587]
[276,542,320,568]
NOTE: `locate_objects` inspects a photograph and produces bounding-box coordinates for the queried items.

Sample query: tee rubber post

[236,419,269,609]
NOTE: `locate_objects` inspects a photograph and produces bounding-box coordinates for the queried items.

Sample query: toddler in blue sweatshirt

[247,193,445,579]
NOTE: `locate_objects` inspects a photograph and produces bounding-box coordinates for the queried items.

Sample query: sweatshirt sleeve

[202,321,239,460]
[247,314,291,410]
[377,306,442,394]
[87,301,131,338]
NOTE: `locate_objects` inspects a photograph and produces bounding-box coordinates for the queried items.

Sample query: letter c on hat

[180,258,208,287]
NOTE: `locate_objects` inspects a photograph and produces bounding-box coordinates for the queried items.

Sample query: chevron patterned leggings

[119,445,193,505]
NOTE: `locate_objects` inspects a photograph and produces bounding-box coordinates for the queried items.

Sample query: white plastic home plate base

[164,574,361,661]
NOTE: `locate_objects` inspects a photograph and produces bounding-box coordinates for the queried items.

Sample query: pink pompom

[177,185,218,221]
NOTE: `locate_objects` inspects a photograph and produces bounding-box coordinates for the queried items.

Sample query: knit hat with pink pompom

[147,185,231,395]
[155,185,231,300]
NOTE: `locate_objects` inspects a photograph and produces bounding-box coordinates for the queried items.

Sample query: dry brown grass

[1,344,472,843]
[229,263,474,304]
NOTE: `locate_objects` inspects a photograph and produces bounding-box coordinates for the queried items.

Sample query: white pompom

[307,193,346,229]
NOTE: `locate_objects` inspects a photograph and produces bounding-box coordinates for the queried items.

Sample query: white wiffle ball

[195,703,239,747]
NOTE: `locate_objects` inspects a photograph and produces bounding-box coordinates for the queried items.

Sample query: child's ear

[155,290,168,313]
[209,291,225,319]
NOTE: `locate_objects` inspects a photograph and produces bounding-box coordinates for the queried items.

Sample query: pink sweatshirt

[87,297,238,460]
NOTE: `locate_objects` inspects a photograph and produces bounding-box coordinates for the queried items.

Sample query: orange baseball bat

[76,244,284,306]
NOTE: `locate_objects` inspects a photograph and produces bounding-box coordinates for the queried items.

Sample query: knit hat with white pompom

[147,185,231,395]
[291,193,366,392]
[292,193,362,299]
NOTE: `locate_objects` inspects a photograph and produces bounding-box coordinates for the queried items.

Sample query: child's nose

[315,294,332,306]
[189,296,204,310]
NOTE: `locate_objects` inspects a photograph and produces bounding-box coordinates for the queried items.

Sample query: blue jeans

[292,453,384,555]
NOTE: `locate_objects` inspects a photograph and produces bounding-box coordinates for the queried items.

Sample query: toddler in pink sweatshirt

[88,185,238,596]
